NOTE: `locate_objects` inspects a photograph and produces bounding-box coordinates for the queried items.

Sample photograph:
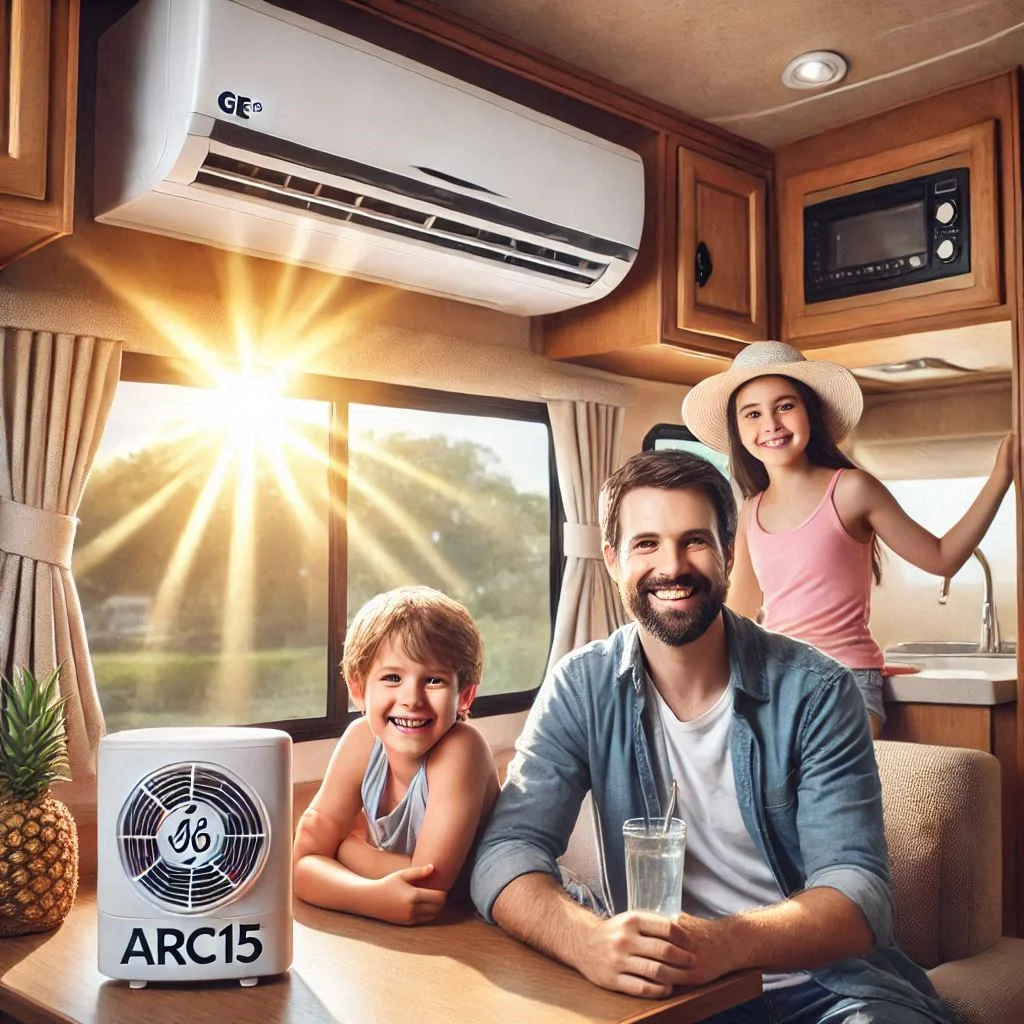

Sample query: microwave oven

[803,167,970,304]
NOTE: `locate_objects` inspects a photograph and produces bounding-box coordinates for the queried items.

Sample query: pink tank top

[747,470,883,669]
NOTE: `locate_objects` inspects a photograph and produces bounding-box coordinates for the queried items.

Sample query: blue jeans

[849,668,886,726]
[702,978,952,1023]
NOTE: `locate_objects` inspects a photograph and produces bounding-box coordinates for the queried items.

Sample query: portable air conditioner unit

[97,727,293,988]
[94,0,645,316]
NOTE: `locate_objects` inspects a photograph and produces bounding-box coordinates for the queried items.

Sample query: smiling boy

[294,587,498,925]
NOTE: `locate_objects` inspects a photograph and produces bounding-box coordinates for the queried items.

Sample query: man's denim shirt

[471,609,952,1021]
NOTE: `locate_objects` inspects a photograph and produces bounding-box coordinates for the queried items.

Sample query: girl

[293,586,499,925]
[682,341,1014,738]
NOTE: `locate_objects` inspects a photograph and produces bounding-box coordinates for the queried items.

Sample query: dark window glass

[642,424,731,478]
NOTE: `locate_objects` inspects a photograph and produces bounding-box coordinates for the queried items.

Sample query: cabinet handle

[695,241,713,287]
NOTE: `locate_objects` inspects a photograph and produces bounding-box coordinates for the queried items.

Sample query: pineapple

[0,666,79,936]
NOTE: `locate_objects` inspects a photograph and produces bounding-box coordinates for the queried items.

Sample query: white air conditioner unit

[97,727,293,988]
[94,0,645,316]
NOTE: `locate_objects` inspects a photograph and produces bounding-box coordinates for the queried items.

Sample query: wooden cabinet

[0,0,79,269]
[884,700,1018,935]
[543,134,768,385]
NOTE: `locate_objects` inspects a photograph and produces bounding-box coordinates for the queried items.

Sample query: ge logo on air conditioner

[217,90,263,119]
[118,763,268,914]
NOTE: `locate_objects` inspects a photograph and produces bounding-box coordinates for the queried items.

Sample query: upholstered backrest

[874,740,1002,967]
[559,791,605,901]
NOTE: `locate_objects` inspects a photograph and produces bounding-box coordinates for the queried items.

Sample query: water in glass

[623,818,685,917]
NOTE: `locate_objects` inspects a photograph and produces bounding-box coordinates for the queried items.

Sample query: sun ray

[69,229,402,392]
[352,439,509,533]
[345,516,415,595]
[217,252,271,377]
[263,293,392,378]
[70,253,224,371]
[263,250,359,356]
[346,472,466,594]
[75,469,199,578]
[277,422,335,470]
[156,437,217,479]
[263,442,328,539]
[93,418,214,469]
[146,446,235,643]
[212,439,258,723]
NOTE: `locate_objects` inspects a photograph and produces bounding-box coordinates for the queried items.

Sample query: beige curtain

[0,328,122,780]
[546,401,627,674]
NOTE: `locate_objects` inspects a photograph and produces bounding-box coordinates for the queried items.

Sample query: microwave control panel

[804,167,971,304]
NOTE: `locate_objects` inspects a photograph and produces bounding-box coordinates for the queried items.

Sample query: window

[642,424,730,478]
[343,398,556,713]
[74,355,557,740]
[869,477,1017,653]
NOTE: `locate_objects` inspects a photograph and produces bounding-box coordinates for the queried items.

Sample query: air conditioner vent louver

[118,762,268,914]
[195,153,609,286]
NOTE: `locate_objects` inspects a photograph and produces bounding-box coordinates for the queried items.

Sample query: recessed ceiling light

[781,51,848,90]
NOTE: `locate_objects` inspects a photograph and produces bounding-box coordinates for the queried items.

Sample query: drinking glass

[623,817,686,917]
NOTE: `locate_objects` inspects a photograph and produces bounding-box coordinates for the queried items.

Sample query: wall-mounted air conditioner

[94,0,645,316]
[97,727,292,988]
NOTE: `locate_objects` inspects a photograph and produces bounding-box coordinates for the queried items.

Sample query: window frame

[112,352,562,742]
[641,422,733,484]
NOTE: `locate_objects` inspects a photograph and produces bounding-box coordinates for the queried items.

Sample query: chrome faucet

[938,547,1000,653]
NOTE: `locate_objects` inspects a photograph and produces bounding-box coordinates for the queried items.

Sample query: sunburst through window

[75,373,333,730]
[74,363,555,734]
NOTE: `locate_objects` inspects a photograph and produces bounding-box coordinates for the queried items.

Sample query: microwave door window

[828,201,927,269]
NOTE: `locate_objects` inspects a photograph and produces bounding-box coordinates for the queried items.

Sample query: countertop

[0,887,762,1024]
[884,668,1017,706]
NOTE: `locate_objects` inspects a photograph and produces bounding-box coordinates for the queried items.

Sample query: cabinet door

[0,1,52,199]
[0,0,77,269]
[675,147,767,343]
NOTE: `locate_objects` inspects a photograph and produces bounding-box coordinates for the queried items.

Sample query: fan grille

[118,761,269,913]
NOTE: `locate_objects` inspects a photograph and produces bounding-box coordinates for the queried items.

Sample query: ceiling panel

[426,0,1024,146]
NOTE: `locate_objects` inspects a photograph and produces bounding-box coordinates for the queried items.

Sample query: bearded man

[471,450,953,1024]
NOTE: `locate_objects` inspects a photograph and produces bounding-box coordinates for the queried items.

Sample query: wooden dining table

[0,887,762,1024]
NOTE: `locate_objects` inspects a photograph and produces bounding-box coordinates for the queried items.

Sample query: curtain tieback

[0,498,78,569]
[563,523,603,560]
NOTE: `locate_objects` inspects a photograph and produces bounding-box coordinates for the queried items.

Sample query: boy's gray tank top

[361,737,429,855]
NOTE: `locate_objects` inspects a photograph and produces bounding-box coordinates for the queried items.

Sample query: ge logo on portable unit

[96,728,293,989]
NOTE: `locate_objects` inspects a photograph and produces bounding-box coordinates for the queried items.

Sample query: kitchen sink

[884,641,1017,684]
[886,641,1016,658]
[889,656,1017,677]
[883,643,1018,704]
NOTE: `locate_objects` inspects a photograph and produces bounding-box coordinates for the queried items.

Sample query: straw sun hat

[680,341,864,454]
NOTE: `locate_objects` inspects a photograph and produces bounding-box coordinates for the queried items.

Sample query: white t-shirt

[652,682,808,991]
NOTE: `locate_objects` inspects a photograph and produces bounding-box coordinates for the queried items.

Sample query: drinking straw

[663,780,678,833]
